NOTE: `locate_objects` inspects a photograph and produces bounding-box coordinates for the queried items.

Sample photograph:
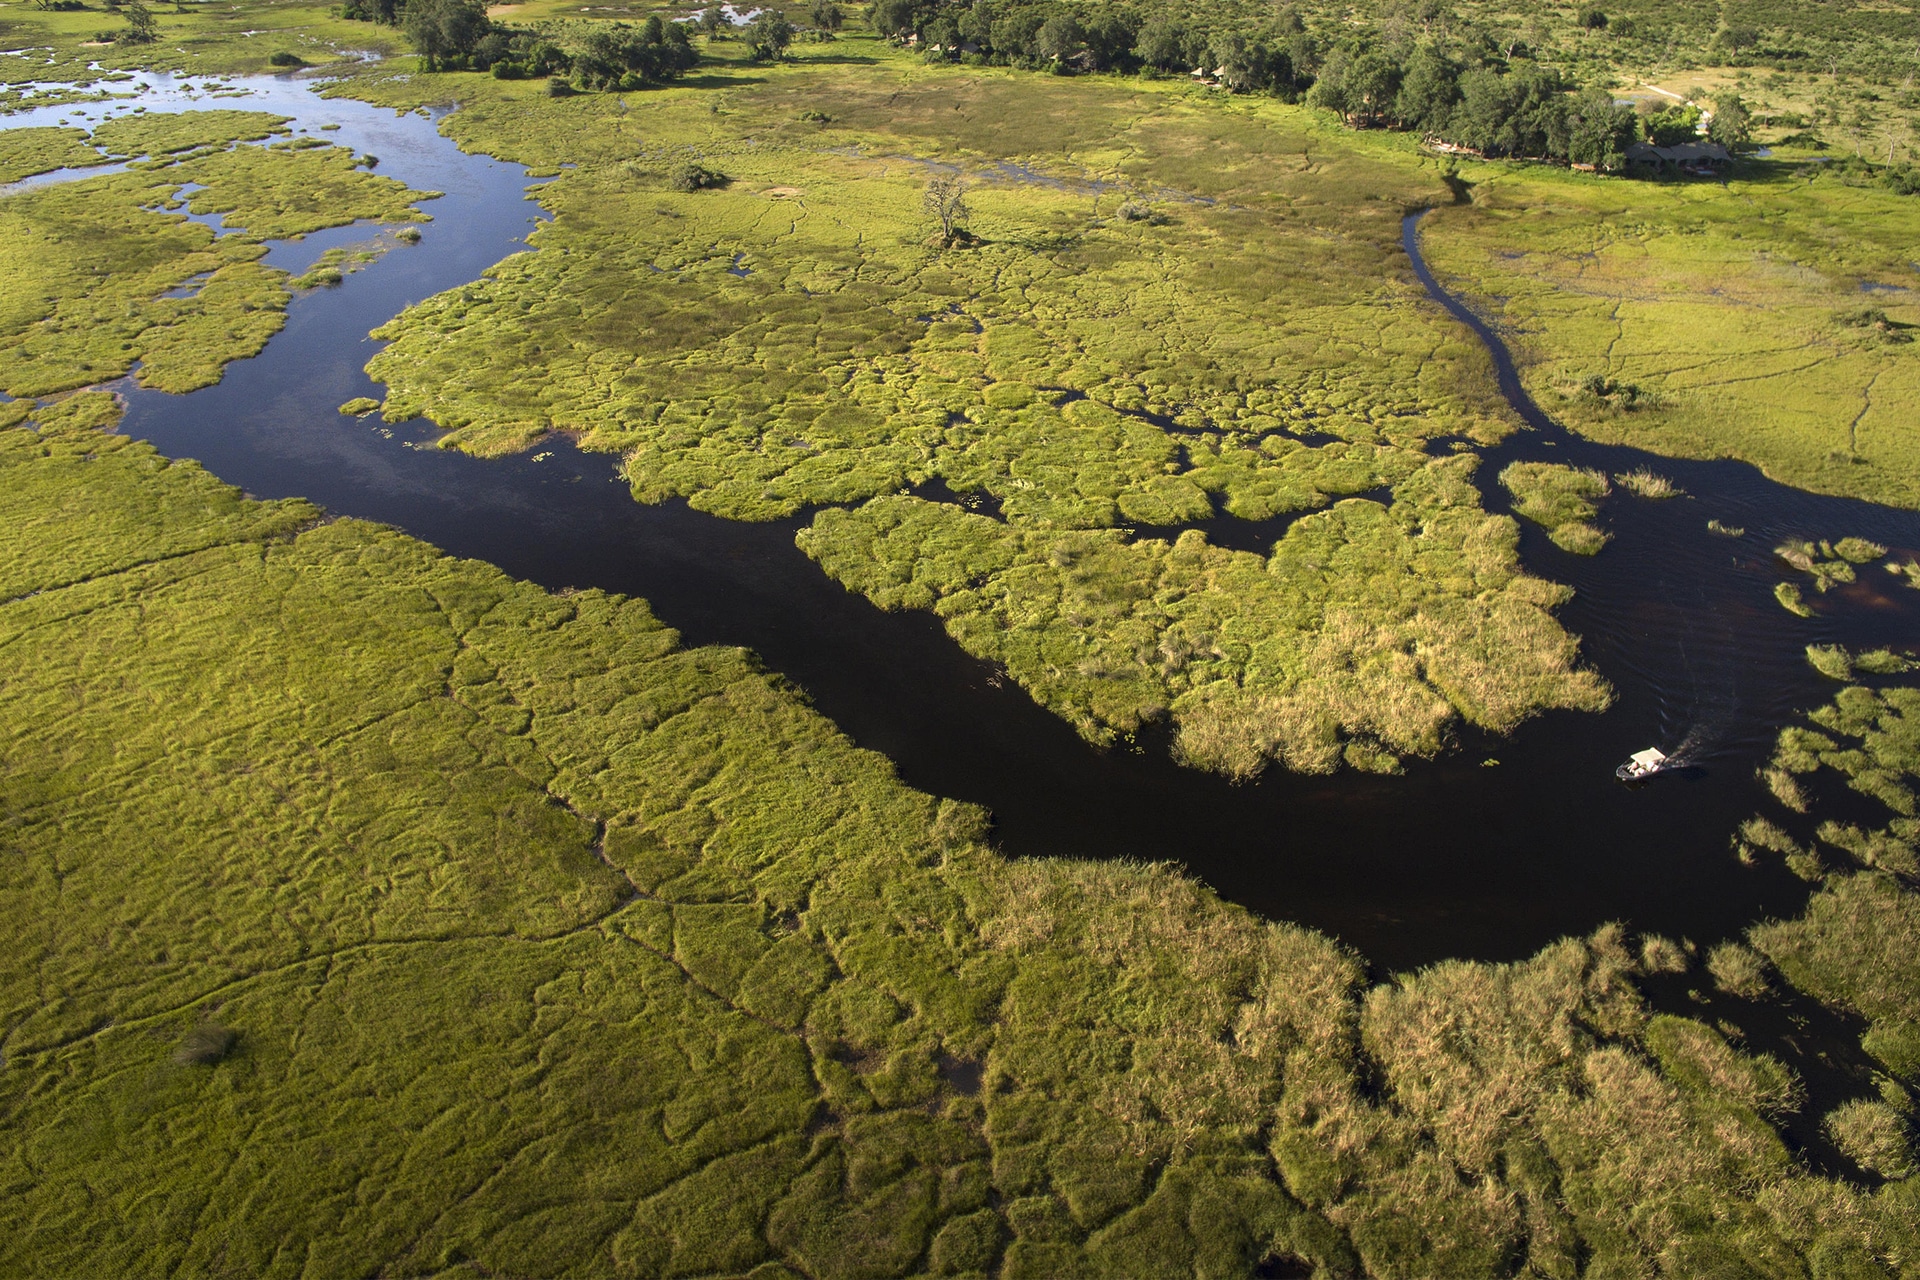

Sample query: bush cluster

[345,0,697,87]
[870,0,1315,92]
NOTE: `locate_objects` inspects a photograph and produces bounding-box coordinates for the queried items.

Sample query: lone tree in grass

[746,10,792,60]
[925,173,971,246]
[120,0,159,43]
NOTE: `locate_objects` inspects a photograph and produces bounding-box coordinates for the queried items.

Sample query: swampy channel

[14,75,1920,977]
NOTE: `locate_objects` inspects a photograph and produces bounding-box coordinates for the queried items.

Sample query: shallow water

[7,78,1920,989]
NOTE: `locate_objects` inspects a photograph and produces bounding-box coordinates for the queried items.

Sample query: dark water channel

[15,82,1920,992]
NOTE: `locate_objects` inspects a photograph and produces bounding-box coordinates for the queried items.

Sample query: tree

[1035,14,1085,64]
[925,173,970,244]
[1567,87,1636,167]
[698,5,726,37]
[403,0,488,70]
[1709,94,1753,149]
[1338,49,1403,126]
[341,0,400,22]
[1133,20,1190,72]
[868,0,916,40]
[746,9,793,59]
[810,2,843,31]
[1646,103,1702,147]
[1082,11,1137,71]
[1394,44,1460,132]
[120,0,159,43]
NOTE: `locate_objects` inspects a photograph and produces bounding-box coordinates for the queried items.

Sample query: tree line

[342,0,698,85]
[1307,43,1750,165]
[867,0,1757,168]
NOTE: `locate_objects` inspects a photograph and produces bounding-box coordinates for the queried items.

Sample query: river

[7,72,1918,988]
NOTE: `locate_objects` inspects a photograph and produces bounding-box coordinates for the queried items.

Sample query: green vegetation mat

[6,4,1920,1270]
[1421,162,1920,510]
[0,114,432,396]
[2,393,1915,1277]
[347,50,1617,776]
[1499,460,1613,555]
[0,124,100,183]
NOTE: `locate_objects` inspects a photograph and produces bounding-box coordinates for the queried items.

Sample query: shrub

[268,50,304,66]
[671,162,727,192]
[1708,942,1770,998]
[174,1024,237,1066]
[1117,200,1171,225]
[1825,1100,1916,1179]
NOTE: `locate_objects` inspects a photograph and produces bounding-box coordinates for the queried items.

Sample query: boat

[1616,747,1670,781]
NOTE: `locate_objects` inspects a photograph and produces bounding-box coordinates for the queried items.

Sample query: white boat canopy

[1631,748,1667,768]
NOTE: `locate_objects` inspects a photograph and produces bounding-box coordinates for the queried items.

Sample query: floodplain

[3,2,1920,1276]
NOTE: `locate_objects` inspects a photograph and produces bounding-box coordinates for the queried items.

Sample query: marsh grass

[1825,1100,1917,1180]
[1615,467,1681,499]
[1707,942,1771,998]
[1420,162,1920,509]
[7,16,1920,1273]
[802,456,1609,776]
[1755,677,1920,1079]
[0,125,102,183]
[0,128,433,397]
[1808,643,1854,681]
[1498,460,1611,554]
[348,59,1609,775]
[2,383,1911,1275]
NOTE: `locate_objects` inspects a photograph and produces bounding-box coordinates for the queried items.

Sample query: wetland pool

[13,75,1920,980]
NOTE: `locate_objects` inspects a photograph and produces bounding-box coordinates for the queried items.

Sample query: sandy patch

[764,185,804,198]
[485,4,523,17]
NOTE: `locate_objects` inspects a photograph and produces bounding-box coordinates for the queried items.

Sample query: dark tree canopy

[747,9,794,59]
[402,0,488,70]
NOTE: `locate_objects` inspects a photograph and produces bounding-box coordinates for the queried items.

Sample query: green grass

[0,125,101,183]
[1498,460,1612,555]
[1752,679,1920,1080]
[0,120,432,396]
[3,396,1915,1275]
[1421,158,1920,510]
[0,0,405,79]
[801,455,1609,777]
[338,47,1617,775]
[7,8,1920,1271]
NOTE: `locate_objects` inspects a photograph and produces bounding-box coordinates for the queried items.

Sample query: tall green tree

[1393,44,1460,132]
[403,0,488,69]
[120,0,159,44]
[1709,94,1753,149]
[1567,86,1636,167]
[747,9,793,59]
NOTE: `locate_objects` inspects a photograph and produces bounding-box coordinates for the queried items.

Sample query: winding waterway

[10,74,1920,990]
